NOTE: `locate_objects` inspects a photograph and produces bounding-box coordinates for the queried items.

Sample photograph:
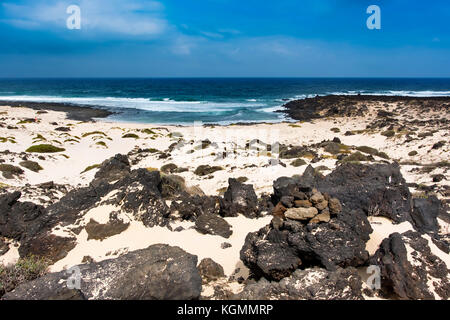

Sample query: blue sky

[0,0,449,77]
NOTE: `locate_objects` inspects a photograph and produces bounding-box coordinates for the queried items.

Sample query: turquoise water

[0,78,449,124]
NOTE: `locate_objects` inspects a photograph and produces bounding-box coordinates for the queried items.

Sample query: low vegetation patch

[381,130,395,137]
[194,165,223,176]
[122,133,139,139]
[291,158,307,167]
[0,255,49,297]
[81,164,100,173]
[95,141,108,147]
[341,151,372,163]
[26,144,65,153]
[82,131,107,138]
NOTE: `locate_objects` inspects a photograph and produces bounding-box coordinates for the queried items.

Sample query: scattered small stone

[221,242,232,249]
[294,199,312,208]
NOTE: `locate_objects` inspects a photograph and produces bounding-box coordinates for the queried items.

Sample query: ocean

[0,78,449,124]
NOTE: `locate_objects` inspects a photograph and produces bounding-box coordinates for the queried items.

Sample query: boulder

[170,194,220,221]
[19,160,43,172]
[220,178,260,218]
[3,244,202,300]
[197,258,225,283]
[0,164,24,179]
[195,213,232,238]
[85,217,129,241]
[411,196,441,233]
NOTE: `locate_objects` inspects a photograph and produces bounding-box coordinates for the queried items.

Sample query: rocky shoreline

[0,95,449,300]
[0,101,114,122]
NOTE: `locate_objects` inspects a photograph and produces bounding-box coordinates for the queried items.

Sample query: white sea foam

[326,90,450,97]
[0,95,268,113]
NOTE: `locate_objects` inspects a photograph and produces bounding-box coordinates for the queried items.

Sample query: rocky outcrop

[3,244,202,300]
[240,205,371,281]
[220,178,260,218]
[235,267,363,300]
[0,191,47,241]
[280,95,450,121]
[370,231,449,300]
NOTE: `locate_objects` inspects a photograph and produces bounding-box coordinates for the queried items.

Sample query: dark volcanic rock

[0,191,77,263]
[93,153,130,183]
[370,231,449,300]
[411,196,441,233]
[19,160,43,172]
[0,164,24,179]
[220,178,260,218]
[197,258,225,283]
[279,95,450,122]
[195,213,232,238]
[241,209,371,280]
[235,267,363,300]
[55,127,71,132]
[19,233,77,264]
[170,195,219,221]
[3,244,202,300]
[0,191,47,241]
[298,163,414,225]
[1,100,113,122]
[85,217,129,241]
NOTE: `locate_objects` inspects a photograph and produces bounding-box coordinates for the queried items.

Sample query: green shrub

[122,133,139,139]
[341,151,371,163]
[355,146,378,155]
[81,164,100,173]
[381,130,395,137]
[96,141,107,147]
[142,128,156,135]
[26,144,65,153]
[291,158,307,167]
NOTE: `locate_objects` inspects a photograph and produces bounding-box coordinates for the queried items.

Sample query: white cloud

[2,0,167,36]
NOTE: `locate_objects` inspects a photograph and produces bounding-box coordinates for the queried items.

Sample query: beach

[0,95,449,300]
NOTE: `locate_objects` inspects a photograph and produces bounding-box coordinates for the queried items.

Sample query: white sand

[50,214,272,277]
[366,216,414,255]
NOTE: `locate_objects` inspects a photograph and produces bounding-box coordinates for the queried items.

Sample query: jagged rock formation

[370,231,449,300]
